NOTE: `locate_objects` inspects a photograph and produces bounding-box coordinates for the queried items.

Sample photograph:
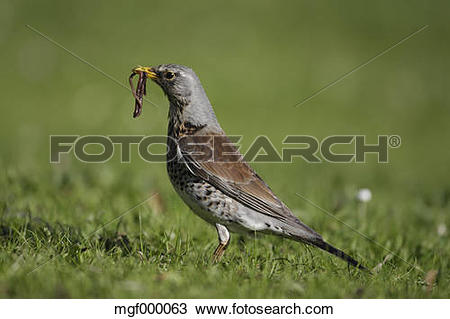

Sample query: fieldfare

[129,64,366,270]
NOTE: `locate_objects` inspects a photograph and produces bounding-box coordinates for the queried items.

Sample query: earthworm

[129,71,147,118]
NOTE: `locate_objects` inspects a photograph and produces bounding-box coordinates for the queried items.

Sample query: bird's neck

[167,100,222,139]
[167,103,204,139]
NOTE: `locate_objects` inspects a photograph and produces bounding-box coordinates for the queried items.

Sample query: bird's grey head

[137,64,221,130]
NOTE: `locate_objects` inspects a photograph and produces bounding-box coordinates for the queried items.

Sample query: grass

[1,0,449,298]
[0,164,448,298]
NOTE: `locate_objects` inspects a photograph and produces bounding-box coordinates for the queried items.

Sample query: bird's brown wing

[177,133,302,225]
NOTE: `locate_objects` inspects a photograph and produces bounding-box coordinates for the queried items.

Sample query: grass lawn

[1,156,448,298]
[1,0,449,298]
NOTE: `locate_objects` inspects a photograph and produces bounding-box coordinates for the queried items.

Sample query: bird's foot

[212,241,229,263]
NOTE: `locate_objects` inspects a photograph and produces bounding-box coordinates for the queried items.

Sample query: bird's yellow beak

[133,66,157,79]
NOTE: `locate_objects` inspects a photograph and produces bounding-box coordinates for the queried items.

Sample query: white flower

[437,224,447,236]
[356,188,372,203]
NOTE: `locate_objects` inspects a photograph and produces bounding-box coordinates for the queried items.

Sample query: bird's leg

[212,223,230,262]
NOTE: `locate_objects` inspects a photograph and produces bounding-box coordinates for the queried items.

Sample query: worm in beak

[129,69,147,118]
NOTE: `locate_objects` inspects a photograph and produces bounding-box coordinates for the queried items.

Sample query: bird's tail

[281,219,368,271]
[309,238,368,271]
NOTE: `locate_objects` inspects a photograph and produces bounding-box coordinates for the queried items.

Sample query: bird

[131,64,366,270]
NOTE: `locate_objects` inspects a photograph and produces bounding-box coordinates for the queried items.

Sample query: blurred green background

[0,0,449,298]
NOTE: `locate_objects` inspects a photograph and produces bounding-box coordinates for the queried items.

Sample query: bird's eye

[165,71,175,80]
